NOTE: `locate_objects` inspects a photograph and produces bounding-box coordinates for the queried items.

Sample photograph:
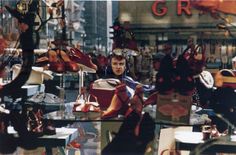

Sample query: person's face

[111,57,126,76]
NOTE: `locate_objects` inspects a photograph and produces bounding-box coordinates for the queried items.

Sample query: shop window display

[1,0,236,155]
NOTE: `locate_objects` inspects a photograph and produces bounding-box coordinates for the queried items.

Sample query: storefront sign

[152,0,192,16]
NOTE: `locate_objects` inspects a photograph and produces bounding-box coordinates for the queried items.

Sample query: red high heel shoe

[74,95,100,113]
[48,50,65,73]
[73,94,101,119]
[70,48,97,73]
[101,84,130,119]
[125,85,144,117]
[59,50,79,72]
[143,92,158,107]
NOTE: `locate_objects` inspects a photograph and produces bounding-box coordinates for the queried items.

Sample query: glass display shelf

[43,107,211,126]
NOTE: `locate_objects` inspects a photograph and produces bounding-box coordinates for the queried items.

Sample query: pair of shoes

[69,48,97,73]
[26,105,56,136]
[73,94,101,119]
[27,106,44,136]
[73,86,88,111]
[102,83,130,119]
[48,49,79,73]
[73,102,100,113]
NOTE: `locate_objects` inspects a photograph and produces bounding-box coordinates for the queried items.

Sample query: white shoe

[27,93,45,103]
[43,93,63,104]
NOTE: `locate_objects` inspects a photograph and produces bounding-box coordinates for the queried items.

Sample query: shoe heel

[48,50,65,73]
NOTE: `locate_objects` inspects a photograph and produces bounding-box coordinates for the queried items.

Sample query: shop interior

[1,0,236,155]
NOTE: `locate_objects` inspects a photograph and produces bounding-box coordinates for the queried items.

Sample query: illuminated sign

[152,0,192,16]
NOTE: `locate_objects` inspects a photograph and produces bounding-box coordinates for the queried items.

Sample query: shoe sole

[77,63,96,73]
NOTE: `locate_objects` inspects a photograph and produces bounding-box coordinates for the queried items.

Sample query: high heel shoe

[48,50,65,73]
[70,48,97,73]
[125,85,144,117]
[27,107,44,137]
[59,50,79,72]
[102,84,130,119]
[143,92,158,107]
[35,55,49,67]
[73,92,101,119]
[74,94,100,113]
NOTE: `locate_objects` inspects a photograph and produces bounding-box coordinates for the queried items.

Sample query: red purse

[89,79,120,110]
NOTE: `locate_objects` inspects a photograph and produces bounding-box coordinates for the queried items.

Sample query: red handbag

[89,79,120,110]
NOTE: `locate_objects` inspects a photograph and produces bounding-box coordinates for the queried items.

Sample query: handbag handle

[86,94,99,107]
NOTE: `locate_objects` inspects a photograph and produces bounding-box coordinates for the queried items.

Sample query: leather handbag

[89,78,120,110]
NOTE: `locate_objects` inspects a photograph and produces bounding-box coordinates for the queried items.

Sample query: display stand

[77,67,96,101]
[78,69,85,95]
[57,73,66,111]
